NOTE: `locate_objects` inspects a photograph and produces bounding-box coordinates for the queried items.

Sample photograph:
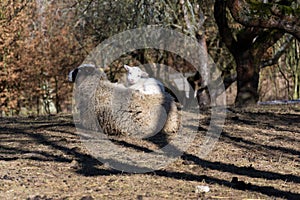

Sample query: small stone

[195,185,210,193]
[69,160,80,169]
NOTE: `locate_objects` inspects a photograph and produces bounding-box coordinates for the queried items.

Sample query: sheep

[124,65,165,95]
[71,65,181,138]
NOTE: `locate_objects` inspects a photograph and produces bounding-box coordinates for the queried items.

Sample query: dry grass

[0,104,299,199]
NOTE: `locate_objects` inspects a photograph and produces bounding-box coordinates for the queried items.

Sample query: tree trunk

[196,33,211,108]
[235,51,260,106]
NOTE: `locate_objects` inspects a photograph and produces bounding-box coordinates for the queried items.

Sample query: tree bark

[214,0,286,106]
[234,50,259,106]
[196,33,211,108]
[214,0,260,106]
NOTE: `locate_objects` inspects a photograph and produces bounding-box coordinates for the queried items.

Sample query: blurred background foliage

[0,0,299,116]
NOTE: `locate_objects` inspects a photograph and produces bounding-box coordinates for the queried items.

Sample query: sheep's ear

[141,71,149,78]
[124,65,131,71]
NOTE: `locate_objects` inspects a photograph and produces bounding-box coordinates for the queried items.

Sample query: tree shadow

[220,130,300,157]
[1,113,300,199]
[181,153,300,184]
[0,116,119,176]
[153,169,300,200]
[230,110,300,133]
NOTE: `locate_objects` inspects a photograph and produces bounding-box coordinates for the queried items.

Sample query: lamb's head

[124,65,148,85]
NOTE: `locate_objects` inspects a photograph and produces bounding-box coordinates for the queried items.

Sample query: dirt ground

[0,104,299,200]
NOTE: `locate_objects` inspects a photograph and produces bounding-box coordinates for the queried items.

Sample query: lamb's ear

[124,65,131,71]
[141,71,149,78]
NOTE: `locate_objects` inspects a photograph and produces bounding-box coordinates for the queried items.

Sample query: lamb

[124,65,165,95]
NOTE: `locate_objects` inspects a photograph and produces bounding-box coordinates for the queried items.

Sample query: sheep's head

[124,65,148,85]
[68,64,103,85]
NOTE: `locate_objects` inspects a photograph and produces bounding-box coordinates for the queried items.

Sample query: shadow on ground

[0,105,299,199]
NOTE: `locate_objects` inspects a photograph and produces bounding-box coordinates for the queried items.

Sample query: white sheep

[72,70,180,136]
[124,65,165,95]
[69,64,181,136]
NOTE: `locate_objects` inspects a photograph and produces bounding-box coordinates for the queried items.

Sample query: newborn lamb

[124,65,165,95]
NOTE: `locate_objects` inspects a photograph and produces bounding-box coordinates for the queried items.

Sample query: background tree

[0,0,34,115]
[0,0,86,115]
[214,0,300,106]
[1,0,299,115]
[228,0,300,41]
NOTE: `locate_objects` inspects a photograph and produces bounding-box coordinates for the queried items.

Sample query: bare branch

[227,0,300,41]
[253,29,285,57]
[260,34,294,68]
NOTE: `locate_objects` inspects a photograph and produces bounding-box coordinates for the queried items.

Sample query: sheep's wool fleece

[75,73,181,137]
